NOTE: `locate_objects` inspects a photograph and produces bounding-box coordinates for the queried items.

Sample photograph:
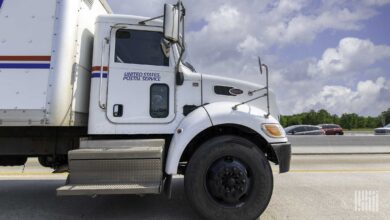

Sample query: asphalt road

[0,155,389,220]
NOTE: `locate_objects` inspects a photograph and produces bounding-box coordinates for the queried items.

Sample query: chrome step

[57,183,160,196]
[56,139,165,196]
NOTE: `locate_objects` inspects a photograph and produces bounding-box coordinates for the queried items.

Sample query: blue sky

[107,0,390,116]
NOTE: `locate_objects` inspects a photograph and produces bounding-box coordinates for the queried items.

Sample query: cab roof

[96,14,163,27]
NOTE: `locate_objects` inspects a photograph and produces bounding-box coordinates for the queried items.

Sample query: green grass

[346,128,374,132]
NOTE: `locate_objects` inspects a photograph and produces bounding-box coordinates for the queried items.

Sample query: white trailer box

[0,0,111,126]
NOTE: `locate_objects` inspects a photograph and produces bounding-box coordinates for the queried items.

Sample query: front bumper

[270,142,291,173]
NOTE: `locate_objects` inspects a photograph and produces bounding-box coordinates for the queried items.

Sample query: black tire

[38,156,67,168]
[185,135,273,220]
[38,156,52,168]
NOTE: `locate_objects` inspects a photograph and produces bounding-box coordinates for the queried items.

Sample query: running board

[57,139,164,196]
[57,183,160,196]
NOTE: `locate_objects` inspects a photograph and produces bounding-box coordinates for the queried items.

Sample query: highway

[289,135,390,154]
[0,154,389,220]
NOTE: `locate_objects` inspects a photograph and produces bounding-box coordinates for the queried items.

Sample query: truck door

[106,26,175,124]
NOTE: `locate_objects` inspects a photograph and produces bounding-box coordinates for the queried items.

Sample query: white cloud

[308,38,390,77]
[265,8,371,44]
[237,35,264,54]
[363,0,390,6]
[293,77,389,115]
[184,0,380,77]
[206,5,242,33]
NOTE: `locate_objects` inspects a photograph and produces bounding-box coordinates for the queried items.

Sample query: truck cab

[83,11,290,174]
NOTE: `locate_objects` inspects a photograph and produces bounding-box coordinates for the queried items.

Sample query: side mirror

[164,4,180,43]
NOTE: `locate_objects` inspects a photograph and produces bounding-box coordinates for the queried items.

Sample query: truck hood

[201,73,280,120]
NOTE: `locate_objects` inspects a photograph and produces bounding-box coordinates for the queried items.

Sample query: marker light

[262,124,285,138]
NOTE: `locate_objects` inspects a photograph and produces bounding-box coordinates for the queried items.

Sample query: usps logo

[123,72,161,81]
[0,0,3,9]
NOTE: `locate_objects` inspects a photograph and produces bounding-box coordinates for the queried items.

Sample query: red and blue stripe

[0,56,51,69]
[91,66,108,78]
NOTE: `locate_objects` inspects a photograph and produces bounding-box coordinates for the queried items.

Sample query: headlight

[262,124,285,138]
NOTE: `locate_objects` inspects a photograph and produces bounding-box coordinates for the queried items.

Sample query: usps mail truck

[0,1,291,219]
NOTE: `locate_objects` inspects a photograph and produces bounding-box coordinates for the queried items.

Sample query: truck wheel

[38,156,67,168]
[38,156,52,168]
[185,135,273,220]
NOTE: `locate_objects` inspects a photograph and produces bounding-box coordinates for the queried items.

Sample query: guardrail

[288,135,390,154]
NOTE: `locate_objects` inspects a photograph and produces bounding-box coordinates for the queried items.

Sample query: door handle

[113,104,123,117]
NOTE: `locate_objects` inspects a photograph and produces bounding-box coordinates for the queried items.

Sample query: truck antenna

[232,57,271,118]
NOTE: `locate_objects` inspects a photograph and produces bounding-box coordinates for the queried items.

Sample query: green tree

[279,115,288,127]
[357,116,366,128]
[380,108,390,125]
[280,108,389,129]
[317,109,333,124]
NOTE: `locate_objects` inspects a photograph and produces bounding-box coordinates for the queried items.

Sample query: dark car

[284,125,325,135]
[318,124,344,135]
[374,124,390,135]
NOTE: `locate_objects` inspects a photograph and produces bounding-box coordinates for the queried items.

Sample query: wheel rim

[205,156,251,207]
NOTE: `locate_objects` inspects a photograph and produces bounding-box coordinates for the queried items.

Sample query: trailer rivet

[177,128,183,134]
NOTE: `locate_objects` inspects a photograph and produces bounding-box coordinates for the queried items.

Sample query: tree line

[280,108,390,130]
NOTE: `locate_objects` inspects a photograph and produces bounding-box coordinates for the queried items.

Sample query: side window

[295,127,305,132]
[150,84,169,118]
[115,29,169,66]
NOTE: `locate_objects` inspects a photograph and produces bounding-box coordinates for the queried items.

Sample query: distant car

[374,124,390,135]
[318,124,344,135]
[284,125,325,135]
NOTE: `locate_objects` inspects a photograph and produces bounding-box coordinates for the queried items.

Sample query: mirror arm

[262,64,270,118]
[180,1,185,45]
[174,0,186,85]
[138,15,164,25]
[175,42,185,85]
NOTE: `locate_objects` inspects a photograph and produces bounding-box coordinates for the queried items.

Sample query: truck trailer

[0,0,291,219]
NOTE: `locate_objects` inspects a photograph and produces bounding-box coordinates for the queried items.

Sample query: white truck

[0,0,291,219]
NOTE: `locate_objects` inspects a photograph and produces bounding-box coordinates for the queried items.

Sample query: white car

[374,124,390,135]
